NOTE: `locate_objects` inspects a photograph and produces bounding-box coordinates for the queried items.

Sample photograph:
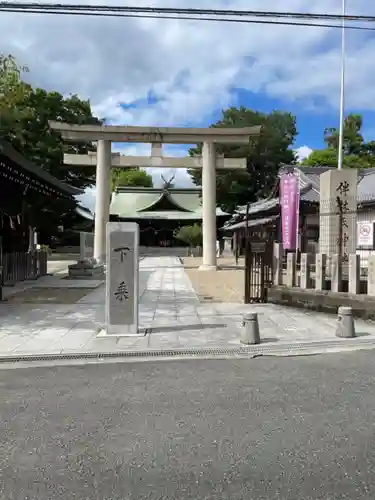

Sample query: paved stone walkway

[0,256,375,357]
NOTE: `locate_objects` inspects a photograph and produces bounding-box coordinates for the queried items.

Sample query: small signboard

[357,222,374,248]
[251,241,266,253]
[105,222,139,335]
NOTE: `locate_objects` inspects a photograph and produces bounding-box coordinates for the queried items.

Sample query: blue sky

[115,83,375,157]
[2,0,375,208]
[231,89,375,151]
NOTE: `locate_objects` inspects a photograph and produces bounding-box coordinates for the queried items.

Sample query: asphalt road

[1,353,375,500]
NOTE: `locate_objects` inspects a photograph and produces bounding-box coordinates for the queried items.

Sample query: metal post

[337,0,346,170]
[244,202,250,303]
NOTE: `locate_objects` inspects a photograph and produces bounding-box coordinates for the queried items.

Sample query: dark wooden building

[0,139,80,285]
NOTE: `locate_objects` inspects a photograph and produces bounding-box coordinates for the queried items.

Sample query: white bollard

[335,306,356,338]
[241,312,261,345]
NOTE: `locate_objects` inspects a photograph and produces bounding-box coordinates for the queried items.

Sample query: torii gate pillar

[92,140,219,268]
[93,139,111,263]
[92,139,219,268]
[200,141,217,270]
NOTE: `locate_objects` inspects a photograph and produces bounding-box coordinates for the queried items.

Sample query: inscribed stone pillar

[286,253,296,287]
[319,169,357,257]
[300,253,311,289]
[105,222,139,335]
[315,253,326,291]
[273,243,283,286]
[331,254,342,293]
[200,141,217,270]
[348,254,360,295]
[367,256,375,296]
[93,140,112,264]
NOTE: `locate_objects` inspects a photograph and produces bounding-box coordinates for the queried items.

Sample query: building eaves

[222,214,279,232]
[0,139,82,196]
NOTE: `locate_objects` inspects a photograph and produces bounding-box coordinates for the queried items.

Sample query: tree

[0,53,102,191]
[0,54,32,131]
[301,148,368,169]
[188,107,297,213]
[324,114,364,155]
[111,168,153,190]
[3,88,101,189]
[0,54,30,110]
[302,113,375,169]
[0,53,103,239]
[301,148,336,167]
[174,224,202,254]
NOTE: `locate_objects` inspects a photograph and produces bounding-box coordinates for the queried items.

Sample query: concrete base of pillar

[68,260,105,280]
[198,265,217,271]
[97,328,142,338]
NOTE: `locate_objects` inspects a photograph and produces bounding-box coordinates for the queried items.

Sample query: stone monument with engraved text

[104,222,139,336]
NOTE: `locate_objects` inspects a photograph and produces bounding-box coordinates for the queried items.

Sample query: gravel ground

[1,352,375,499]
[183,256,245,302]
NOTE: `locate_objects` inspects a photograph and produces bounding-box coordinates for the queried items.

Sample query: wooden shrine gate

[244,228,274,303]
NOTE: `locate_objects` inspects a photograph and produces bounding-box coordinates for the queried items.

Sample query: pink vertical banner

[280,172,300,250]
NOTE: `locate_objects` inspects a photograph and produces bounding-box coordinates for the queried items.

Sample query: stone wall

[273,244,369,293]
[268,286,375,320]
[270,242,375,317]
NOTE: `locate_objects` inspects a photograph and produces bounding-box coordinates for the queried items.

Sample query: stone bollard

[241,312,261,345]
[335,306,356,338]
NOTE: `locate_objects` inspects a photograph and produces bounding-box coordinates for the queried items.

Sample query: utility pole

[337,0,346,170]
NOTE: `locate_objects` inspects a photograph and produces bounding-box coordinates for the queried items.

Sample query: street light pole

[337,0,346,170]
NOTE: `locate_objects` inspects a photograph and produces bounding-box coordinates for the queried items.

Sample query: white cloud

[2,0,375,132]
[2,0,375,205]
[77,187,96,212]
[295,145,313,162]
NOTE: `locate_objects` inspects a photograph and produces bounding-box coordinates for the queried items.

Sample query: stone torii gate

[49,122,261,270]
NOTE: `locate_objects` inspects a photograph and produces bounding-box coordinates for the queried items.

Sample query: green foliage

[111,167,153,190]
[302,114,375,169]
[324,114,364,155]
[174,224,202,247]
[0,53,103,239]
[301,148,337,167]
[0,54,31,123]
[188,106,297,213]
[2,87,101,189]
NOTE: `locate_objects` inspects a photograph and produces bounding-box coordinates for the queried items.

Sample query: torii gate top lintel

[48,121,262,144]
